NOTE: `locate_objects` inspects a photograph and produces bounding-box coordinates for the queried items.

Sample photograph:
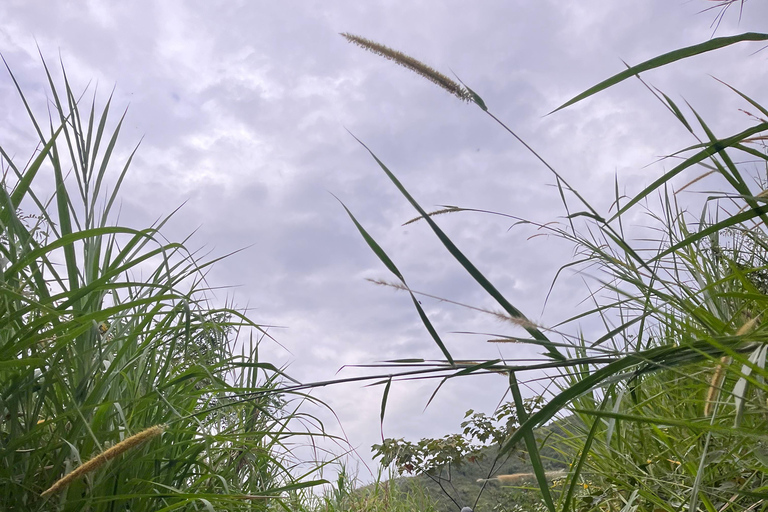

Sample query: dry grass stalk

[477,470,567,484]
[41,424,166,497]
[367,278,543,330]
[340,32,471,102]
[704,315,761,416]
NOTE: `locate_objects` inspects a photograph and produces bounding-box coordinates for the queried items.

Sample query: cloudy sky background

[2,0,767,480]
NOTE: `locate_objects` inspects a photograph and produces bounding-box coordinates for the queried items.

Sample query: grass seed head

[340,32,471,102]
[41,424,166,498]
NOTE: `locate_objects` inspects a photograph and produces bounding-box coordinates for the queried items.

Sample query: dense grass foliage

[0,60,326,510]
[340,8,768,512]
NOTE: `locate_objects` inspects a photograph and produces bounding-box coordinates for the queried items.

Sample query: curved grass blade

[551,32,768,114]
[334,195,454,365]
[610,122,768,222]
[380,376,392,440]
[350,135,564,361]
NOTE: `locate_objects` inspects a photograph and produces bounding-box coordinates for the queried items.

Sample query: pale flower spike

[340,32,471,102]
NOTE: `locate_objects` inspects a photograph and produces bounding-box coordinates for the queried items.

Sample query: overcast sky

[2,0,767,482]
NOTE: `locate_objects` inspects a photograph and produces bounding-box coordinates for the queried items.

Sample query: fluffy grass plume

[41,425,165,498]
[340,32,471,102]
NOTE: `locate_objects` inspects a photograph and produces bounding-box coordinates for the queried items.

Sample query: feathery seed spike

[340,32,471,102]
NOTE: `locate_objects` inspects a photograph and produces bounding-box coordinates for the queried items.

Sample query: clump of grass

[308,467,440,512]
[0,56,331,510]
[338,4,768,511]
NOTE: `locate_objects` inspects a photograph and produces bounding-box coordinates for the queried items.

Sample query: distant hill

[387,416,580,512]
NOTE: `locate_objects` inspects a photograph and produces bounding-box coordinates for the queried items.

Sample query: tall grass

[339,12,768,512]
[0,58,327,510]
[298,466,439,512]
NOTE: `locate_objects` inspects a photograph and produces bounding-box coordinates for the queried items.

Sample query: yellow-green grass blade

[3,126,64,212]
[572,409,768,440]
[380,376,392,439]
[497,339,742,457]
[561,391,610,512]
[713,77,768,119]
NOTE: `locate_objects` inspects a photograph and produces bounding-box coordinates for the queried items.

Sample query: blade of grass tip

[711,76,768,119]
[622,57,698,136]
[735,143,768,163]
[454,74,487,111]
[555,175,576,234]
[614,172,624,236]
[551,32,768,114]
[348,135,564,361]
[102,141,141,224]
[657,89,695,134]
[610,122,768,222]
[333,194,454,365]
[332,194,403,280]
[43,56,85,204]
[90,107,127,218]
[3,53,46,142]
[380,376,392,441]
[423,375,450,411]
[686,103,751,193]
[83,88,96,184]
[5,124,65,214]
[509,372,556,512]
[87,86,117,181]
[62,66,89,193]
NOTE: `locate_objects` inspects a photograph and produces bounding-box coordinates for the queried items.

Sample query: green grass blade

[551,32,768,113]
[335,196,454,364]
[351,135,564,360]
[610,122,768,222]
[509,372,556,512]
